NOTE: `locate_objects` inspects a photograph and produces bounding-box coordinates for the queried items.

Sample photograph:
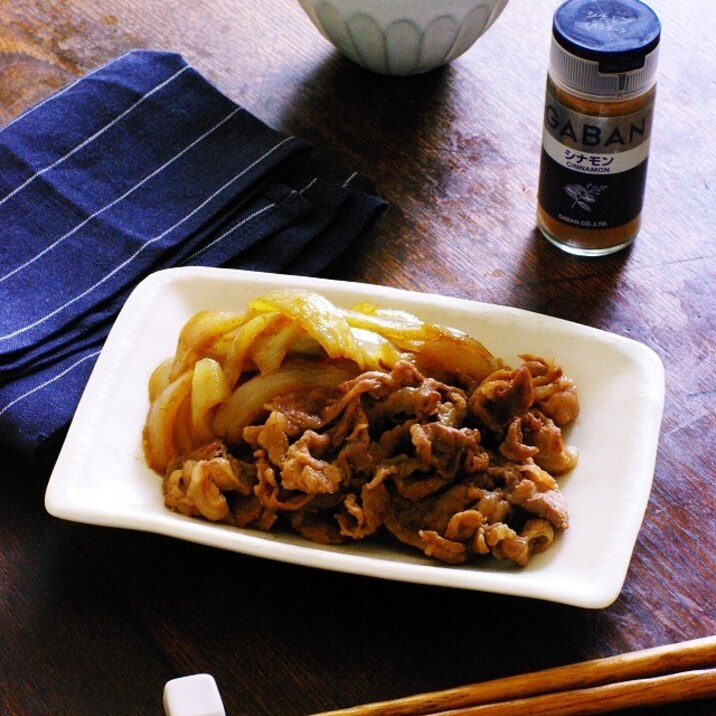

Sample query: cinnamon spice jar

[536,0,660,256]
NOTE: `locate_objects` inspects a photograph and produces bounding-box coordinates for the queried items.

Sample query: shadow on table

[275,52,500,281]
[507,227,635,327]
[276,52,458,203]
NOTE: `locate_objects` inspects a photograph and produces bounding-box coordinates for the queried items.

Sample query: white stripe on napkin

[0,135,298,343]
[0,65,189,208]
[0,51,135,137]
[0,349,102,419]
[0,106,243,285]
[181,176,318,265]
[181,202,275,265]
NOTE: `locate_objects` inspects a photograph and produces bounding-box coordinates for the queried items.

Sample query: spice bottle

[536,0,660,256]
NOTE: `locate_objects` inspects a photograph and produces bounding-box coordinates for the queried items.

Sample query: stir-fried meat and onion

[144,290,579,567]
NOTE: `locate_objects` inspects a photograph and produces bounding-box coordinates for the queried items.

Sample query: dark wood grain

[1,1,714,714]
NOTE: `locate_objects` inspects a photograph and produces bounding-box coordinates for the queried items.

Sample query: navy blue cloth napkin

[0,49,386,458]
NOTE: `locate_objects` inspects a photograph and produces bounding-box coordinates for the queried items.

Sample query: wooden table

[2,1,714,714]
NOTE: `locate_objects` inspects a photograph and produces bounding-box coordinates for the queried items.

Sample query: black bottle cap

[554,0,660,73]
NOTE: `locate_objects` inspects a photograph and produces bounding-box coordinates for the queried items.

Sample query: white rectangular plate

[45,267,664,608]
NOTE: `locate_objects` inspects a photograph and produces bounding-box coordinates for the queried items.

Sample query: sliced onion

[143,370,192,473]
[249,290,365,367]
[250,319,306,375]
[222,312,283,387]
[169,310,249,380]
[191,357,231,443]
[414,334,498,383]
[343,303,442,345]
[349,327,405,369]
[147,359,172,402]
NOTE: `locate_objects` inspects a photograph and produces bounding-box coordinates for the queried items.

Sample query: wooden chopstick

[417,667,716,715]
[310,635,716,716]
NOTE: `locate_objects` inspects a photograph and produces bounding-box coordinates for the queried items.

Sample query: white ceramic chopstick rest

[163,673,226,716]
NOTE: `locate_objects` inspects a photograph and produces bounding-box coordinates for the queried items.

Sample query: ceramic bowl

[296,0,509,75]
